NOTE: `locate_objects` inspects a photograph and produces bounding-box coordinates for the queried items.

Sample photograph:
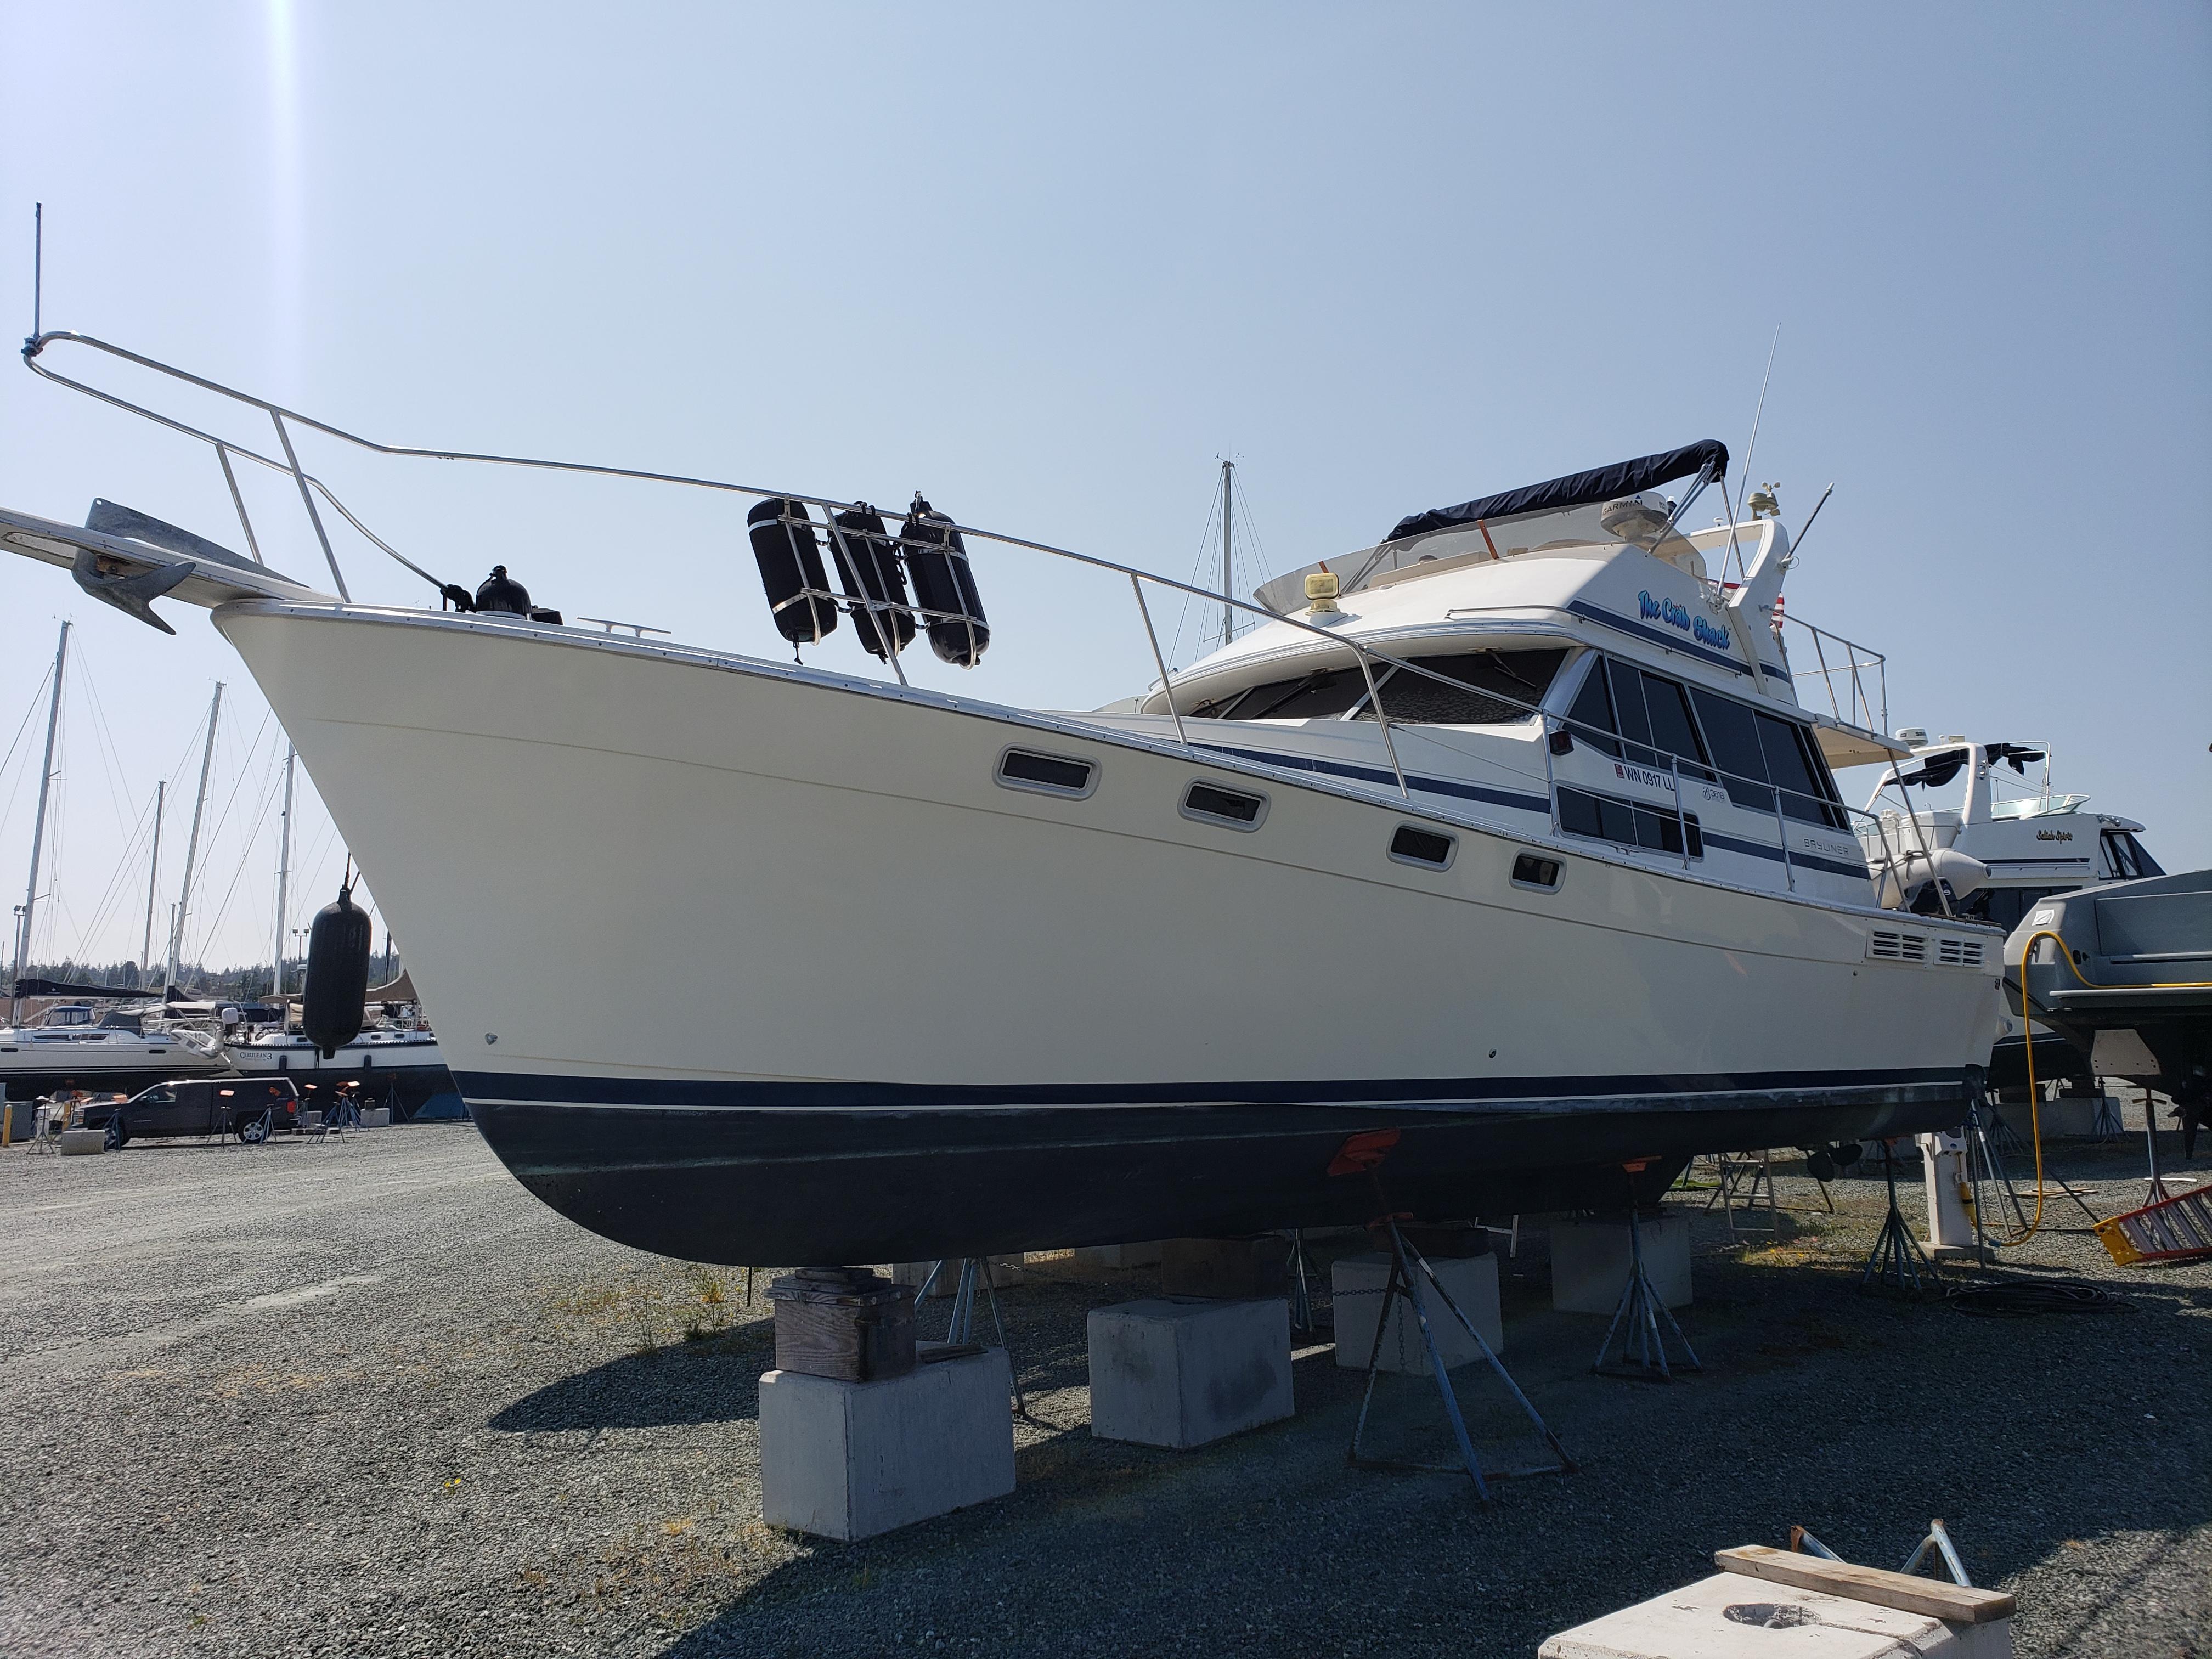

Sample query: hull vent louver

[1938,937,1985,968]
[1869,930,1929,963]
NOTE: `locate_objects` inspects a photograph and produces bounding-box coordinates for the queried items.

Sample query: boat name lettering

[2034,829,2073,842]
[1637,591,1731,650]
[1612,761,1674,791]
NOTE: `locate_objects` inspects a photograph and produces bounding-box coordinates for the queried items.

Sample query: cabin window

[1510,851,1562,891]
[1558,786,1702,857]
[2101,831,2162,880]
[1689,689,1774,813]
[1198,668,1369,721]
[1563,656,1623,756]
[1182,780,1268,830]
[996,748,1098,798]
[1389,825,1456,868]
[1755,714,1838,827]
[1356,648,1565,726]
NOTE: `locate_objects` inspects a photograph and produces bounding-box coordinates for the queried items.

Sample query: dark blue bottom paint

[452,1069,1967,1264]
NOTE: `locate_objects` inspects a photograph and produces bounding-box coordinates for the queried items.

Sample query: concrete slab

[1551,1214,1691,1314]
[1331,1251,1502,1370]
[758,1347,1015,1541]
[1541,1568,2011,1658]
[1087,1297,1292,1449]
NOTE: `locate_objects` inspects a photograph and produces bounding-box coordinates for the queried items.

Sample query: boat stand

[915,1256,1036,1421]
[1593,1206,1701,1381]
[1861,1141,1943,1295]
[1346,1215,1574,1498]
[1285,1229,1325,1338]
[1965,1097,2103,1238]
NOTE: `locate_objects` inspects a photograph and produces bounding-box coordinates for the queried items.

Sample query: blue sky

[3,2,2208,972]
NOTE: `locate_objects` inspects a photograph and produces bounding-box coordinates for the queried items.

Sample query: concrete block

[360,1107,392,1128]
[758,1347,1015,1541]
[301,1110,325,1132]
[1551,1214,1691,1314]
[1541,1569,2011,1658]
[2000,1094,2111,1141]
[1332,1251,1502,1371]
[1088,1298,1292,1449]
[57,1128,105,1156]
[1073,1240,1164,1268]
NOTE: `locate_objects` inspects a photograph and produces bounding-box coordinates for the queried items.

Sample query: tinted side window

[1691,689,1773,812]
[1757,715,1827,825]
[1640,673,1714,780]
[1565,658,1621,756]
[1605,660,1657,764]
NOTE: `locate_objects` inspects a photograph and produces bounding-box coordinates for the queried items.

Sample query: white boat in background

[0,329,2006,1266]
[1858,735,2168,1090]
[0,1003,225,1100]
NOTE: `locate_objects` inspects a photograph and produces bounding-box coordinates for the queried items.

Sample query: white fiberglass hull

[215,602,2001,1263]
[0,1029,225,1099]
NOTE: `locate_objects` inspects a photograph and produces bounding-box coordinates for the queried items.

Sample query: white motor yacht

[1857,736,2168,1091]
[0,330,2006,1265]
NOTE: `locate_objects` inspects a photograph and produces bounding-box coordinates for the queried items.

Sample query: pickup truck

[81,1077,304,1146]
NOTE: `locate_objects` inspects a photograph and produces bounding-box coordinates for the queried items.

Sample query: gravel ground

[2,1107,2205,1658]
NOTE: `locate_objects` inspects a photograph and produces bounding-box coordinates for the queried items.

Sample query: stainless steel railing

[23,329,1955,913]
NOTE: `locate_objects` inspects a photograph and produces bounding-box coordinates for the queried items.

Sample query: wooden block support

[1714,1545,2016,1623]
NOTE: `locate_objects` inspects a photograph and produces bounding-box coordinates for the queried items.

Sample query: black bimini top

[1386,438,1731,544]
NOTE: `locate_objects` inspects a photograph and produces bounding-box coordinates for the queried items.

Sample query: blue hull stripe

[1197,742,1866,882]
[452,1064,1959,1114]
[1702,830,1869,881]
[1195,741,1551,817]
[1565,600,1791,684]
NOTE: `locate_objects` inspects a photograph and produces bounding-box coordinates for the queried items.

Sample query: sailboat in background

[2,625,223,1098]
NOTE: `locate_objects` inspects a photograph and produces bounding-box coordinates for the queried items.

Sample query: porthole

[1389,825,1456,870]
[1511,851,1563,892]
[996,747,1098,799]
[1181,780,1268,830]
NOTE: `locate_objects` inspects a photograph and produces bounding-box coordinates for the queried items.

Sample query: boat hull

[215,602,2003,1263]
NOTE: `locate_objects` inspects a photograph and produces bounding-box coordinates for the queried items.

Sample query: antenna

[30,201,42,346]
[1739,324,1779,496]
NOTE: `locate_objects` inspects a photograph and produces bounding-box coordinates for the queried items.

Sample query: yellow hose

[2005,928,2212,1246]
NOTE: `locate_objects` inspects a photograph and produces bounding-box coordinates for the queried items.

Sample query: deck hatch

[996,748,1098,798]
[1182,781,1268,830]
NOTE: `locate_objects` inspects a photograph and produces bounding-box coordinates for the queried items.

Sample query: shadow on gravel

[491,1341,769,1431]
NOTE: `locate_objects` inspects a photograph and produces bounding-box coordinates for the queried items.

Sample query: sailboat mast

[1220,458,1235,650]
[166,682,224,992]
[270,743,295,1000]
[140,780,166,983]
[9,620,69,1026]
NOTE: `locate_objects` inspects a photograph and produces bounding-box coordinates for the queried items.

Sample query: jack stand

[1861,1141,1943,1296]
[1346,1214,1574,1497]
[1593,1204,1701,1380]
[915,1256,1036,1422]
[1285,1229,1324,1338]
[2142,1086,2176,1206]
